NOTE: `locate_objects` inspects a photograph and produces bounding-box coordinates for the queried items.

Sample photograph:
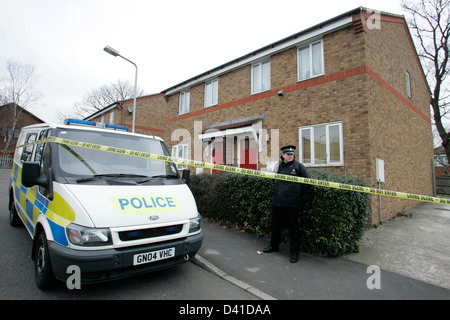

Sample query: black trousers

[270,206,300,252]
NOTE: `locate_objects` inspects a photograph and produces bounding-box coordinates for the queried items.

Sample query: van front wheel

[34,232,55,290]
[9,198,22,227]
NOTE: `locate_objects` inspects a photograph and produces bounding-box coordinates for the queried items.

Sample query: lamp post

[103,45,138,133]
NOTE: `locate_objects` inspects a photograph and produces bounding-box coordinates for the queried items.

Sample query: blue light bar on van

[64,119,129,131]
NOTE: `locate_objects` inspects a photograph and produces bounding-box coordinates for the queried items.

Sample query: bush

[189,173,273,234]
[188,173,234,223]
[188,170,371,257]
[299,171,371,256]
[223,174,273,236]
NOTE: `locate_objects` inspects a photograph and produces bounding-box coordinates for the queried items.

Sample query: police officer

[263,145,310,263]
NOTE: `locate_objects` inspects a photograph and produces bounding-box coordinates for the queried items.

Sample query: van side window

[37,143,52,197]
[34,130,50,163]
[35,130,51,196]
[20,133,38,162]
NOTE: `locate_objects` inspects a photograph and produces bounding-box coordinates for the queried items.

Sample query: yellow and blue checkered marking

[11,163,73,247]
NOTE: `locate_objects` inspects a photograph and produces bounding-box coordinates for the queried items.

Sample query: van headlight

[66,223,112,246]
[189,215,202,233]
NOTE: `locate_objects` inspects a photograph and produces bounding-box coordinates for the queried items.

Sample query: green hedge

[188,171,371,257]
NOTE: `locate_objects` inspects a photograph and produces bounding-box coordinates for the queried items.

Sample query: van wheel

[34,232,55,290]
[9,198,22,227]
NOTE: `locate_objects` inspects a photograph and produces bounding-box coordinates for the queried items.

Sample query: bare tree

[62,79,145,120]
[0,60,42,150]
[403,0,450,166]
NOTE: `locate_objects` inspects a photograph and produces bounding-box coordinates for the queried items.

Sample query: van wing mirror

[182,169,190,184]
[22,161,48,188]
[22,162,41,187]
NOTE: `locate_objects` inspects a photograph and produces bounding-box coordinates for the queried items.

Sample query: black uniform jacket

[272,160,310,208]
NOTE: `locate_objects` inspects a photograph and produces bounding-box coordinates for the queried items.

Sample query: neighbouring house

[434,146,448,177]
[87,7,433,225]
[84,93,167,135]
[434,145,450,195]
[0,103,44,154]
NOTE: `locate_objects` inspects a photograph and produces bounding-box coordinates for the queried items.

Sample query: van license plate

[133,247,175,266]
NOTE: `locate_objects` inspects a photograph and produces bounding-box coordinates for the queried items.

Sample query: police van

[8,119,203,289]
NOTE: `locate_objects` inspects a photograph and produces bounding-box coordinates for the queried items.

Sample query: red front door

[212,140,223,174]
[239,137,257,170]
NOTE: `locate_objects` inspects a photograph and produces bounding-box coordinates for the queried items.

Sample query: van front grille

[119,225,183,241]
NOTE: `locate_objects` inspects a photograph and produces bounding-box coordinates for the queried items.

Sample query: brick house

[84,93,167,135]
[88,7,433,225]
[434,146,448,177]
[0,103,44,154]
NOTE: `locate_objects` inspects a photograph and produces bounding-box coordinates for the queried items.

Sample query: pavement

[193,202,450,300]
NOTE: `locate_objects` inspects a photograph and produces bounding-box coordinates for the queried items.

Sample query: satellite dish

[127,106,133,114]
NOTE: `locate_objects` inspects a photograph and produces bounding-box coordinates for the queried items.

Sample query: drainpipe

[378,181,382,225]
[375,158,384,225]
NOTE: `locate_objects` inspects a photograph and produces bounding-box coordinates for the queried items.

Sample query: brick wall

[364,16,433,224]
[90,94,167,136]
[121,94,167,135]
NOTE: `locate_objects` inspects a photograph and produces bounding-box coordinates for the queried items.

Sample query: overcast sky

[0,0,404,123]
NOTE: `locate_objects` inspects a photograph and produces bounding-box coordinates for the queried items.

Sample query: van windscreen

[55,129,179,181]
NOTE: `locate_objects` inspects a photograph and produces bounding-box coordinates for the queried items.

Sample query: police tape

[17,136,450,205]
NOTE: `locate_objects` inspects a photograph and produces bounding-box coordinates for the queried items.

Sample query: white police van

[9,119,203,289]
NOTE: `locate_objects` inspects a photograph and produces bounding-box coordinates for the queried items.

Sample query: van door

[20,129,52,233]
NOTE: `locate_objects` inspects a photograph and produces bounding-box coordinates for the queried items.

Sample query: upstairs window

[298,40,324,81]
[179,90,190,115]
[406,70,412,99]
[204,79,218,108]
[251,60,271,94]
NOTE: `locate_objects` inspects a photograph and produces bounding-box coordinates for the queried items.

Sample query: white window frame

[204,78,218,108]
[172,143,189,170]
[179,90,190,115]
[251,60,271,94]
[406,70,412,99]
[298,121,343,167]
[297,39,324,81]
[109,111,114,124]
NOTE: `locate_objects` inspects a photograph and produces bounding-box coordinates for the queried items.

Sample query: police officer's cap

[281,145,296,154]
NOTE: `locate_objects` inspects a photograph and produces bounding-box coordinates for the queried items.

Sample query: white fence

[0,155,13,169]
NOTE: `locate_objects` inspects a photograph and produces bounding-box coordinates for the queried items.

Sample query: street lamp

[103,45,138,133]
